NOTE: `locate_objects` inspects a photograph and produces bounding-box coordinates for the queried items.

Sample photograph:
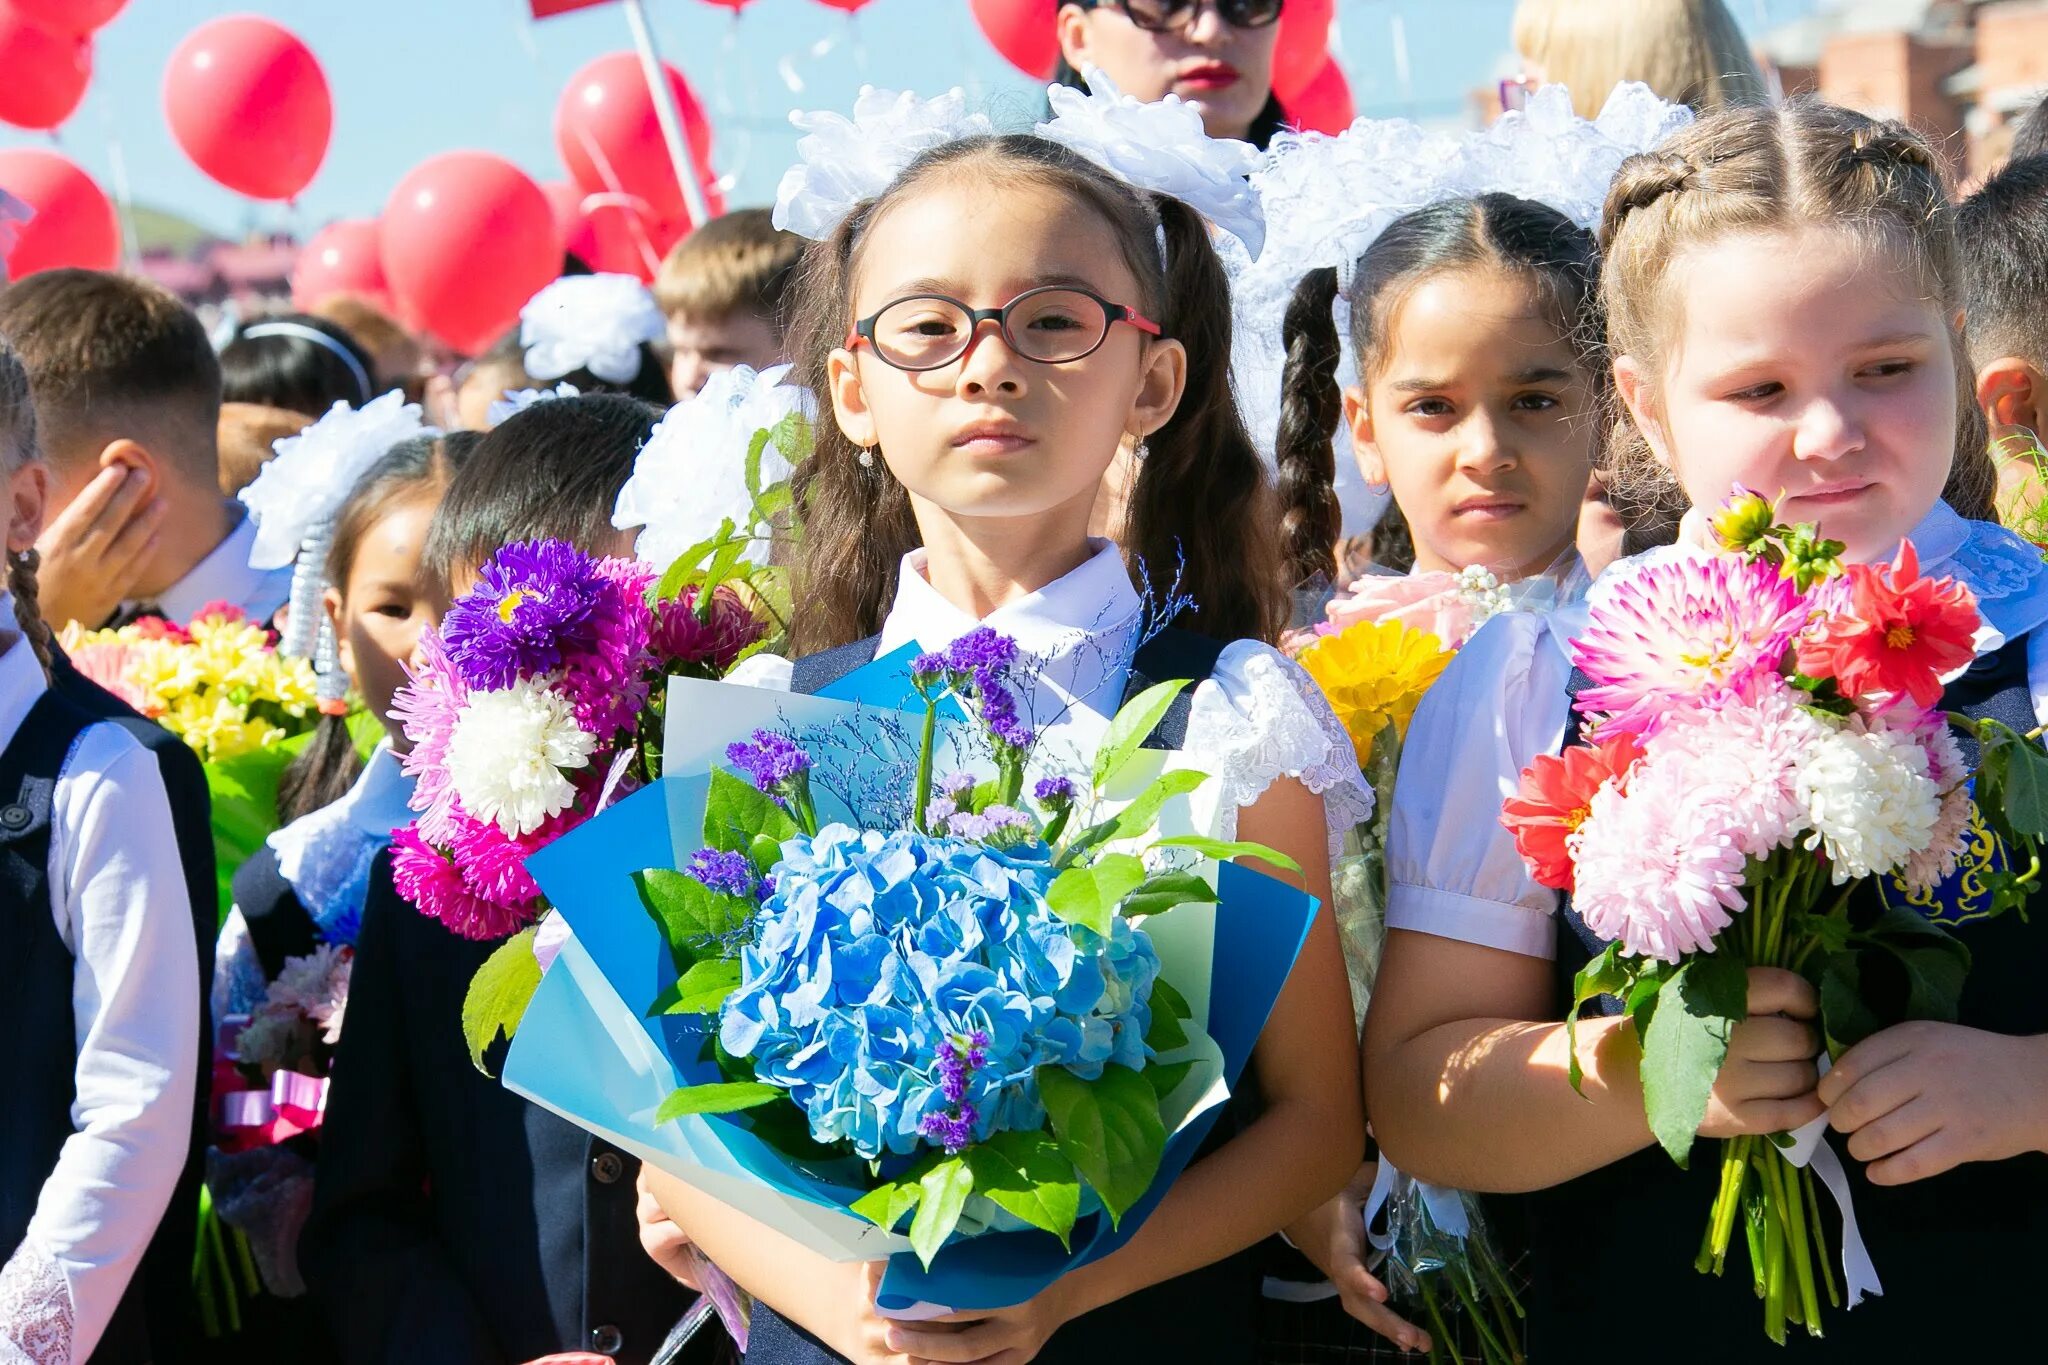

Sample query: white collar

[268,739,415,930]
[151,513,289,624]
[0,618,46,754]
[877,538,1144,661]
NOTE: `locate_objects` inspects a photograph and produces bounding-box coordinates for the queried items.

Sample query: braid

[1600,151,1700,244]
[1274,267,1343,589]
[9,548,53,678]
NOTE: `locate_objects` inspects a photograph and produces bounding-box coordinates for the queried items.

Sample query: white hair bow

[520,273,665,385]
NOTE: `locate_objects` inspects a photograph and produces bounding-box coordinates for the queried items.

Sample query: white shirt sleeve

[1,724,199,1365]
[725,651,794,692]
[1384,612,1575,960]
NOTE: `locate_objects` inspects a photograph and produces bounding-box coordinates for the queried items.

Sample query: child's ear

[1611,355,1676,471]
[99,439,160,497]
[1129,337,1187,441]
[1341,385,1385,488]
[826,346,877,450]
[6,459,47,555]
[322,584,354,682]
[1977,357,2045,437]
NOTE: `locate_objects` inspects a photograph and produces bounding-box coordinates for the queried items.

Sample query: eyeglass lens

[870,291,1110,369]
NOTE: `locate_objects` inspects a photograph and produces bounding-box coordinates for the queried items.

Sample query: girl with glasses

[1055,0,1288,146]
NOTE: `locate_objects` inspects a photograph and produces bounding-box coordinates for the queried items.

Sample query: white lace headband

[771,74,1265,260]
[520,273,666,385]
[242,321,374,404]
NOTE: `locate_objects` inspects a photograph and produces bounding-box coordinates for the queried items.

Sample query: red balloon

[698,0,754,8]
[813,0,874,9]
[0,148,118,278]
[292,219,393,314]
[1271,0,1334,103]
[382,152,562,356]
[970,0,1059,80]
[544,181,681,281]
[556,52,718,231]
[1280,56,1354,136]
[163,17,332,202]
[0,8,92,131]
[8,0,125,37]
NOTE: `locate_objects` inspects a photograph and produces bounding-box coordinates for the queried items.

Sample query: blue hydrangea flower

[718,826,1160,1159]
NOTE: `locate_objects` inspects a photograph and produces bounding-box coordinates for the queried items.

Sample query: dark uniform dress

[1508,637,2048,1362]
[741,630,1273,1365]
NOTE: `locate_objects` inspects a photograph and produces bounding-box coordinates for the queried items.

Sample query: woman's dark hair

[1051,54,1286,148]
[220,312,378,417]
[277,430,482,824]
[1273,194,1604,584]
[422,392,660,597]
[786,133,1285,654]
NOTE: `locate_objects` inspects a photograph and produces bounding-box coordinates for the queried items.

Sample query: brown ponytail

[1274,266,1344,589]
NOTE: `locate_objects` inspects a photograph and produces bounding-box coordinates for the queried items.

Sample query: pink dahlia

[1902,784,1974,894]
[1569,746,1751,962]
[653,584,766,676]
[1648,687,1826,858]
[390,824,533,941]
[1571,554,1810,740]
[393,628,468,844]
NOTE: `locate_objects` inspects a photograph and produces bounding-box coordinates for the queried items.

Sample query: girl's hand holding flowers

[1695,967,1825,1141]
[1820,1021,2048,1185]
[871,1260,1080,1365]
[1284,1162,1430,1355]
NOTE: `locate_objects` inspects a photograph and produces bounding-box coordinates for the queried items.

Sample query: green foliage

[1093,680,1188,790]
[703,767,799,853]
[1150,834,1302,877]
[1639,951,1747,1167]
[1038,1064,1167,1227]
[461,928,541,1073]
[1046,853,1147,937]
[1145,975,1193,1053]
[654,1080,788,1123]
[1564,943,1629,1096]
[655,958,743,1015]
[963,1131,1082,1249]
[909,1157,976,1268]
[1121,870,1218,920]
[636,868,753,974]
[1815,905,1972,1053]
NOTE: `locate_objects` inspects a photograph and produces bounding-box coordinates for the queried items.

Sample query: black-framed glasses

[1079,0,1284,33]
[847,286,1163,372]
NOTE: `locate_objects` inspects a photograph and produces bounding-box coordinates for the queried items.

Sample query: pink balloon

[0,148,119,278]
[970,0,1059,80]
[0,8,91,131]
[382,152,562,356]
[292,219,393,314]
[8,0,125,37]
[1271,0,1334,103]
[1280,56,1354,136]
[164,17,332,202]
[556,52,718,231]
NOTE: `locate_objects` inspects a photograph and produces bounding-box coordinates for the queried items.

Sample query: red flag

[530,0,615,17]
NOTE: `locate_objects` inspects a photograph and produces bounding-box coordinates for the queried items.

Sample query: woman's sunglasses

[1079,0,1285,33]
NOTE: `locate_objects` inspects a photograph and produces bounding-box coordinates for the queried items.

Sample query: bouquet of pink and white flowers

[1501,489,2048,1343]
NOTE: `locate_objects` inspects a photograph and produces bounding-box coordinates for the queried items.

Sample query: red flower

[1500,732,1643,892]
[1794,542,1978,709]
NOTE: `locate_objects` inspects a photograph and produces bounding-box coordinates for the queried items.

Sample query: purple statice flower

[975,678,1033,750]
[919,1030,992,1153]
[944,804,1033,843]
[685,848,759,898]
[911,650,948,683]
[942,628,1018,675]
[726,729,812,792]
[940,772,976,798]
[1032,775,1074,807]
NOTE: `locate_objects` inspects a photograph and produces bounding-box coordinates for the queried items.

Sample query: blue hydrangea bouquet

[497,628,1321,1314]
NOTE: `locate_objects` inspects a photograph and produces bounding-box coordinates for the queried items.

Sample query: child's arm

[0,732,197,1365]
[1820,1022,2048,1184]
[1363,928,1825,1192]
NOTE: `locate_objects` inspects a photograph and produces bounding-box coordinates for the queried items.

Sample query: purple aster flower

[726,729,812,792]
[1032,775,1074,807]
[685,848,758,898]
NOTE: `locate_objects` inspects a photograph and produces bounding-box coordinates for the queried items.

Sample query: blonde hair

[1513,0,1766,119]
[218,401,312,497]
[654,208,803,330]
[0,340,53,672]
[1598,98,1995,531]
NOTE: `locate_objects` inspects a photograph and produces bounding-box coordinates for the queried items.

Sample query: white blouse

[1385,501,2048,960]
[0,626,199,1365]
[730,539,1374,852]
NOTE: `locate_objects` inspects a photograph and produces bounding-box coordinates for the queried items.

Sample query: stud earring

[1133,437,1149,462]
[857,444,876,469]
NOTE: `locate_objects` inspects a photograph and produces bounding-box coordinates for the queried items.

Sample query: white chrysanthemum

[240,391,431,568]
[613,363,810,571]
[521,274,664,384]
[445,679,598,837]
[773,87,993,240]
[1795,721,1943,883]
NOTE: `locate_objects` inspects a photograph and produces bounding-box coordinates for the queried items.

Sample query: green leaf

[1093,680,1189,790]
[653,1080,787,1123]
[1639,951,1747,1167]
[1984,721,2048,842]
[1817,953,1881,1056]
[1038,1064,1167,1227]
[665,958,743,1014]
[461,929,541,1073]
[749,834,785,878]
[703,767,799,853]
[770,409,815,466]
[851,1177,925,1234]
[636,868,753,971]
[1104,770,1210,844]
[908,1157,976,1268]
[1150,834,1302,877]
[1144,1059,1195,1100]
[1046,853,1147,937]
[1150,975,1191,1026]
[651,521,736,604]
[1564,942,1631,1095]
[1122,870,1218,920]
[1144,970,1194,1052]
[744,427,774,503]
[962,1131,1082,1249]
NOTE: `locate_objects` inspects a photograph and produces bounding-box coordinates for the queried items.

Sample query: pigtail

[277,714,363,825]
[8,548,53,678]
[1123,196,1287,645]
[1274,267,1344,589]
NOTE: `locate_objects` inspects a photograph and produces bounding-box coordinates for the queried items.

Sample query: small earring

[1133,437,1149,462]
[858,444,876,469]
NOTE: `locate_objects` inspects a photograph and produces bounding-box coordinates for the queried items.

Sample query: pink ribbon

[217,1070,329,1148]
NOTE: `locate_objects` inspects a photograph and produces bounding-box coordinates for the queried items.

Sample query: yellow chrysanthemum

[257,654,319,715]
[163,691,286,763]
[1298,618,1453,763]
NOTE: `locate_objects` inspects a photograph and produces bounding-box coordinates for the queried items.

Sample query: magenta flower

[391,824,534,941]
[1571,554,1810,740]
[653,585,765,673]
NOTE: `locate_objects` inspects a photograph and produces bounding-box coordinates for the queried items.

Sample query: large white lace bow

[240,391,431,570]
[773,87,993,240]
[0,189,30,284]
[612,363,811,571]
[1036,74,1265,259]
[521,273,665,384]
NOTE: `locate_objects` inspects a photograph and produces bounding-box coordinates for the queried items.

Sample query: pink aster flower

[1571,554,1811,740]
[1569,745,1751,962]
[446,805,575,909]
[390,824,534,941]
[64,642,159,714]
[394,628,468,844]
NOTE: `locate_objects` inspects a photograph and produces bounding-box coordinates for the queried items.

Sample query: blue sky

[0,0,1819,238]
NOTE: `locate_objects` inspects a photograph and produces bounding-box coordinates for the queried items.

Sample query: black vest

[748,628,1269,1365]
[1513,636,2048,1361]
[1,688,153,1363]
